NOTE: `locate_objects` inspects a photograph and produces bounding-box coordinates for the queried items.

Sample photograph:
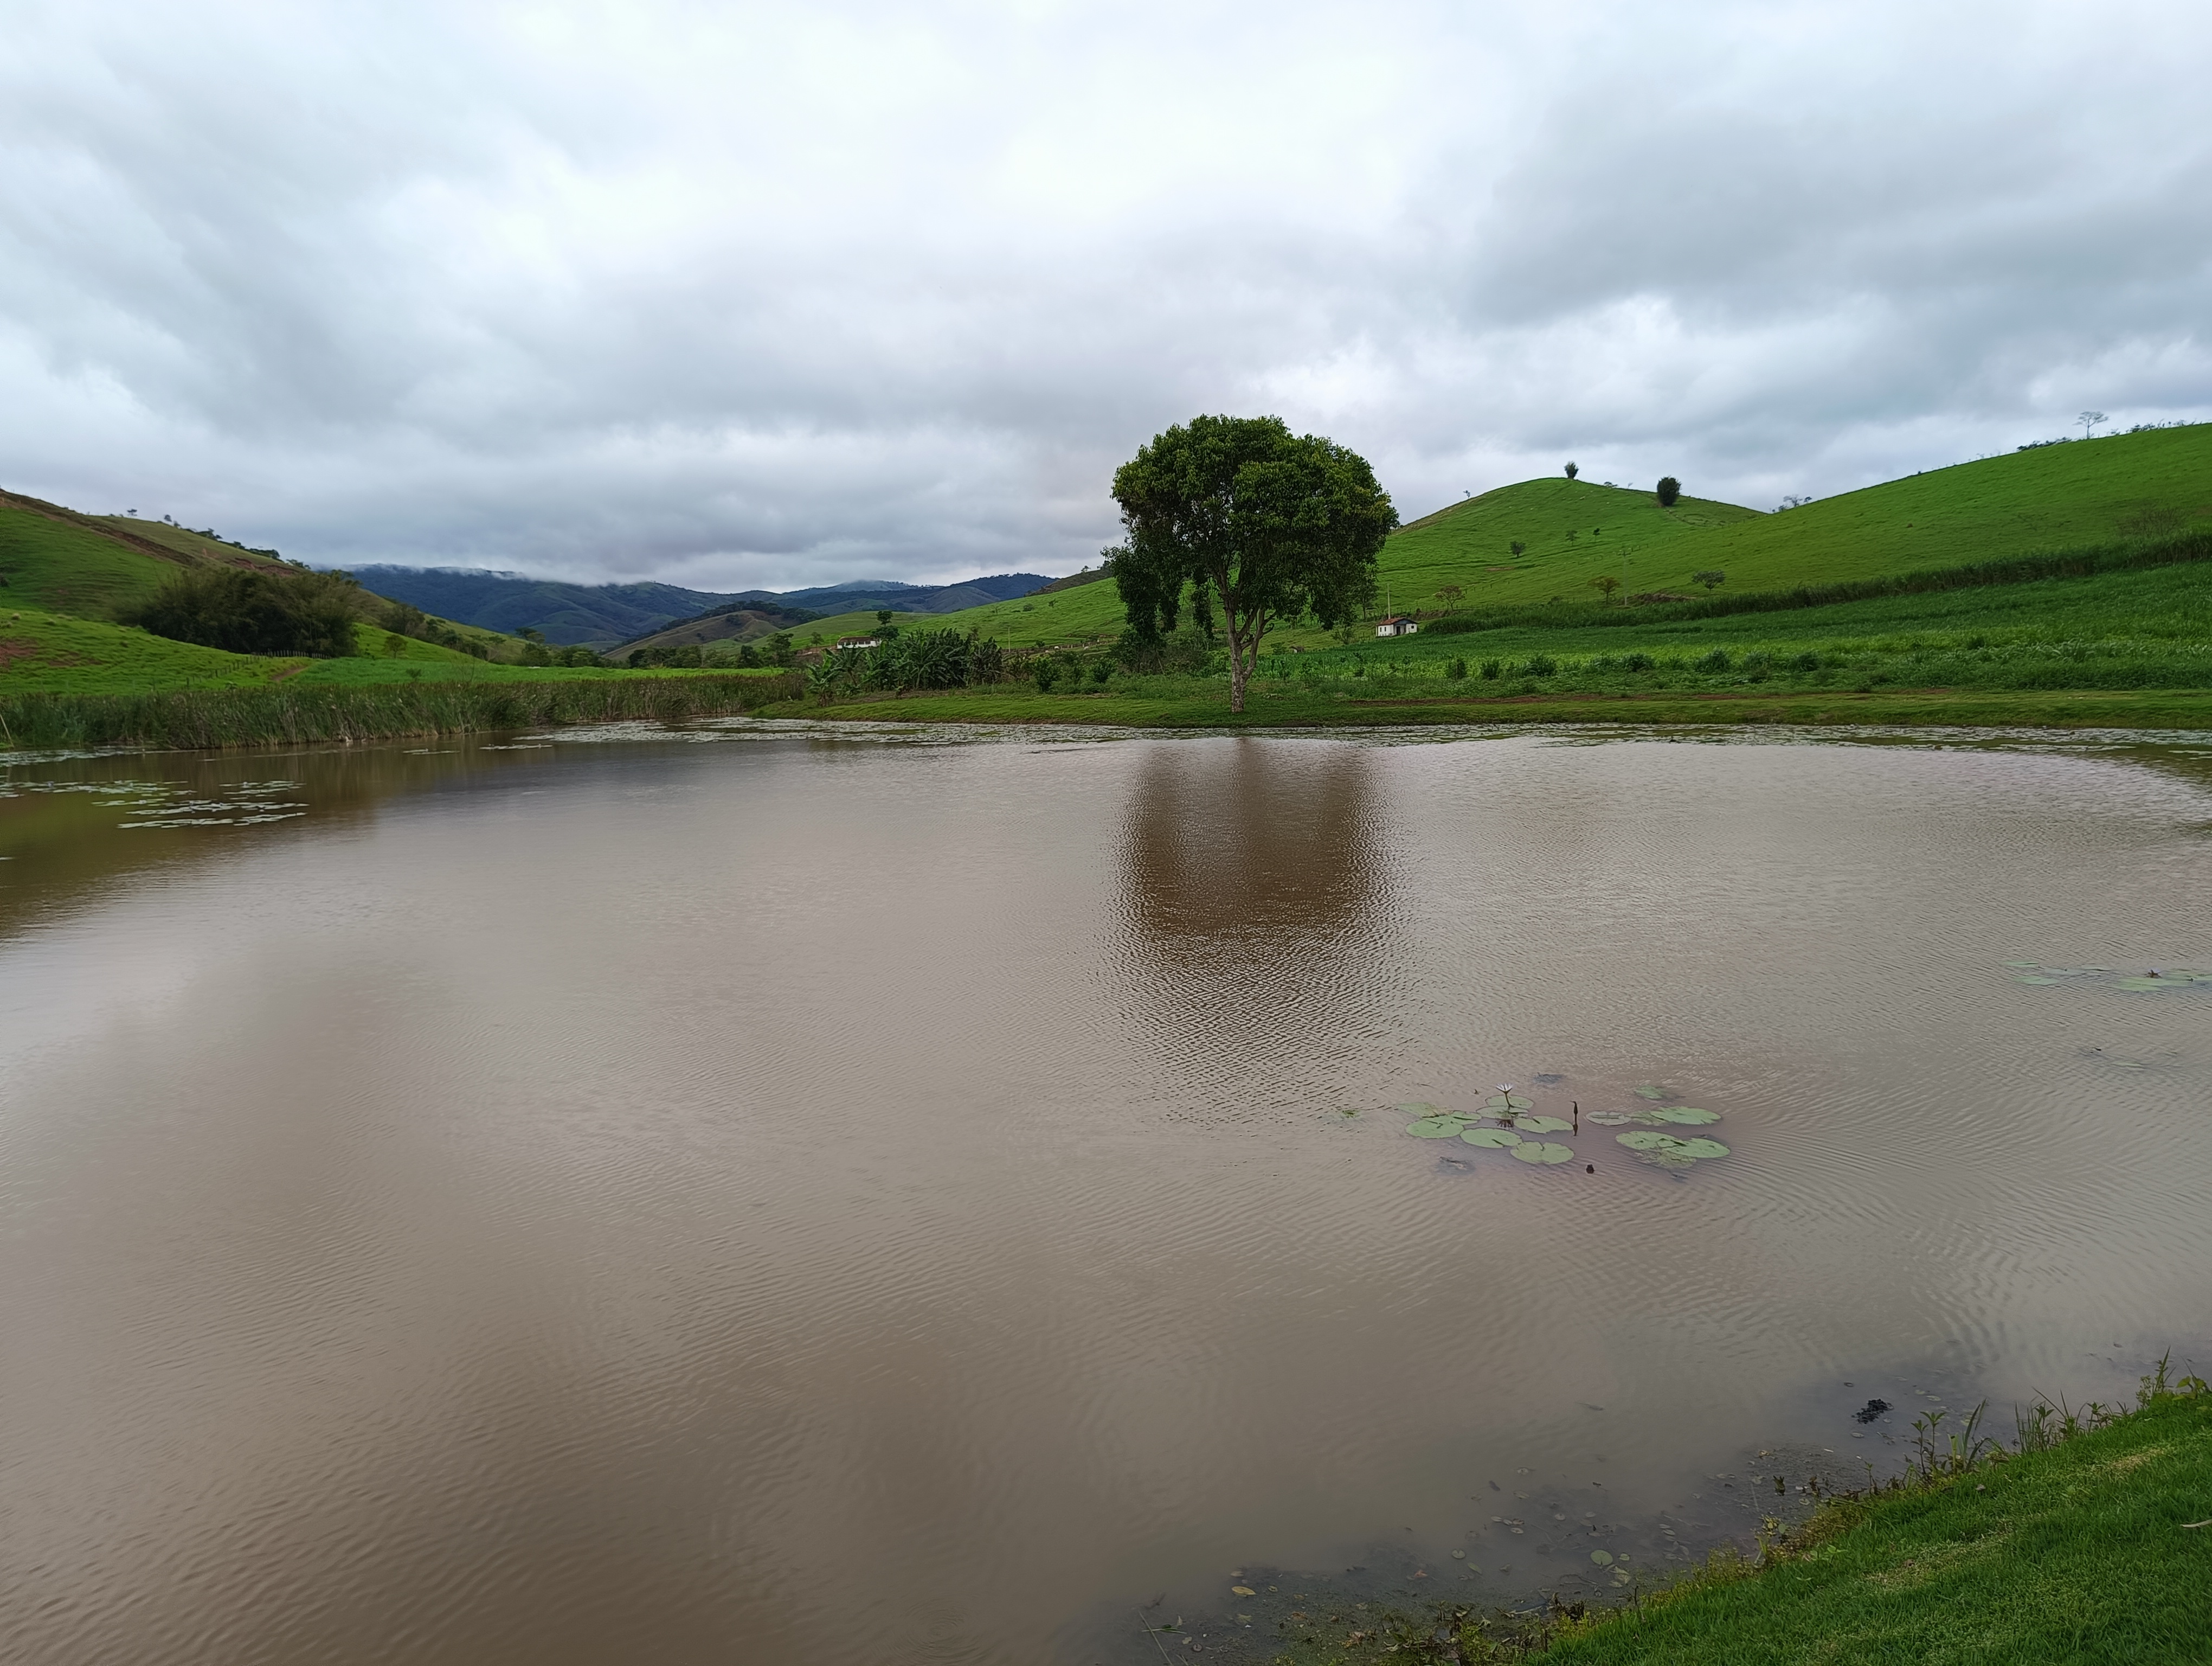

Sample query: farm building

[1374,616,1419,638]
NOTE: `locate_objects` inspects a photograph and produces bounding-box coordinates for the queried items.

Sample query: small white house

[1374,616,1419,638]
[835,635,882,650]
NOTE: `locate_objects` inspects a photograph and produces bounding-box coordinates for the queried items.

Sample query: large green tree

[1108,414,1395,713]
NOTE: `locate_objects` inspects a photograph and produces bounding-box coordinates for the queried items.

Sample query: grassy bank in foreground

[0,671,805,749]
[1549,1392,2212,1663]
[1262,1376,2211,1665]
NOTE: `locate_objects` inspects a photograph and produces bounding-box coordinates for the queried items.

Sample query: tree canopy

[1108,414,1395,712]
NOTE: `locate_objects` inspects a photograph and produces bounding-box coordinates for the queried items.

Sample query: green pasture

[793,555,2212,730]
[0,607,306,695]
[895,423,2212,650]
[0,498,188,617]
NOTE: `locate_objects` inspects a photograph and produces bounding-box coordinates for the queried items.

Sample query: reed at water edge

[0,672,807,751]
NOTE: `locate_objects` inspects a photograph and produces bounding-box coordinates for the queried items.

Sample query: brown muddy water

[3,721,2210,1664]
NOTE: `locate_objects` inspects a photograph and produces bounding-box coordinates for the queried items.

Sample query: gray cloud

[3,0,2207,588]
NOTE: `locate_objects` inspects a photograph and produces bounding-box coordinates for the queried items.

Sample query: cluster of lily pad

[1401,1090,1575,1165]
[1404,1082,1734,1172]
[1586,1090,1729,1168]
[2005,961,2212,992]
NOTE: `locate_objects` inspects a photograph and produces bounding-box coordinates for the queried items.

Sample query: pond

[3,722,2209,1664]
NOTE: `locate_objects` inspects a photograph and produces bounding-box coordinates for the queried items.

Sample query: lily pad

[1590,1549,1614,1566]
[1407,1117,1468,1138]
[1587,1111,1635,1126]
[1619,1131,1729,1164]
[1461,1127,1522,1148]
[1484,1093,1533,1111]
[1510,1141,1574,1164]
[1650,1107,1720,1125]
[1634,1084,1671,1100]
[1510,1114,1574,1133]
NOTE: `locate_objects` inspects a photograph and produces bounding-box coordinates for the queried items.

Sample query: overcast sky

[3,1,2207,590]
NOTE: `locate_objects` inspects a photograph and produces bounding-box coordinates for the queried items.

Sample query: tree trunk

[1225,614,1248,713]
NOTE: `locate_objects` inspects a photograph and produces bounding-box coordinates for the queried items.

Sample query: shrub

[1564,461,1579,480]
[1696,648,1732,672]
[119,564,365,658]
[1479,658,1502,679]
[1789,650,1821,672]
[1623,651,1655,672]
[1525,653,1558,677]
[1033,657,1060,692]
[1656,476,1681,508]
[1090,659,1111,684]
[1446,657,1468,680]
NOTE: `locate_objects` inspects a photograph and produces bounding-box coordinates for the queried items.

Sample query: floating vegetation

[9,777,308,828]
[1590,1106,1721,1128]
[1617,1131,1730,1169]
[1407,1116,1468,1138]
[2007,962,2212,992]
[1398,1098,1578,1169]
[1633,1083,1673,1100]
[1590,1549,1615,1566]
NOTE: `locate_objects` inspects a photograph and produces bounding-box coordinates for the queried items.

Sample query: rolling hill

[1,489,301,617]
[885,423,2212,649]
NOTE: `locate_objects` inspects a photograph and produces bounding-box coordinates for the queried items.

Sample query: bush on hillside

[1656,476,1681,507]
[119,565,365,657]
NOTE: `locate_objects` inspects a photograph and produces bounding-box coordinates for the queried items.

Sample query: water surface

[3,724,2209,1663]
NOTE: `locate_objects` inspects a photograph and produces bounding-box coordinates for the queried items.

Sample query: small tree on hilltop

[1656,476,1681,507]
[1693,569,1726,592]
[1434,584,1464,610]
[1509,540,1526,558]
[1589,574,1622,604]
[1565,462,1579,480]
[2079,411,2106,439]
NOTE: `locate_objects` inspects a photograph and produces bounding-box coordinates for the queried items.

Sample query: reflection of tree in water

[1110,740,1407,1109]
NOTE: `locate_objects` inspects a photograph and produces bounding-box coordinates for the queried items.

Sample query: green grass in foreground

[1258,1379,2212,1665]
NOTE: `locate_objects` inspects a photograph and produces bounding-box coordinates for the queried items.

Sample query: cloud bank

[3,0,2207,587]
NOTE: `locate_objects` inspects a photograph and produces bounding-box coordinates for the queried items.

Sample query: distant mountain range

[346,567,1056,647]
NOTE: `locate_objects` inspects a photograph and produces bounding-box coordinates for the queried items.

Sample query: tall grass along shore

[0,671,804,751]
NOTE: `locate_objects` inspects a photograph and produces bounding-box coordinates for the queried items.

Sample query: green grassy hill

[902,424,2212,650]
[0,606,308,694]
[1,491,224,617]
